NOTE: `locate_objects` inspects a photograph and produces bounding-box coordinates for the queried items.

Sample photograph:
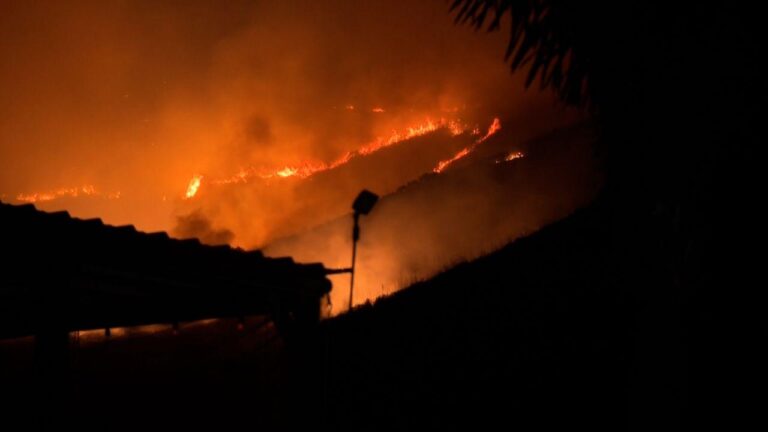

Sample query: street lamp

[349,190,378,310]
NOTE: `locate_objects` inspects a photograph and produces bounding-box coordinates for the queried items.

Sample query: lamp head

[352,189,379,215]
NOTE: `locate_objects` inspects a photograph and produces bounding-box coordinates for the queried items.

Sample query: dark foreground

[0,195,739,430]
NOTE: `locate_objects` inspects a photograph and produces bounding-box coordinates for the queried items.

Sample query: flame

[477,117,501,143]
[185,175,203,199]
[184,116,500,195]
[14,117,502,204]
[15,184,119,203]
[495,151,525,164]
[276,167,298,178]
[433,147,471,173]
[371,107,385,113]
[201,117,472,190]
[329,151,354,169]
[432,117,501,173]
[358,118,465,155]
[448,121,466,136]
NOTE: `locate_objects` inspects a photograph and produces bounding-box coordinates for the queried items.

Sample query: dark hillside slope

[315,197,633,429]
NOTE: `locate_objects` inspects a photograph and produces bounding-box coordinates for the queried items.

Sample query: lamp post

[349,190,378,311]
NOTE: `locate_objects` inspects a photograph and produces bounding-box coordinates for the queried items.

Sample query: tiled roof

[0,201,331,339]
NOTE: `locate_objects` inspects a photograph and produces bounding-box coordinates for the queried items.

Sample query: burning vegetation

[183,117,500,199]
[16,185,121,204]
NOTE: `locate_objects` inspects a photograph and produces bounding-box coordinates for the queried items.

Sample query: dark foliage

[450,1,766,428]
[451,0,593,106]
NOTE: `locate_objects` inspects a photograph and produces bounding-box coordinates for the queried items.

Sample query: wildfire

[433,148,471,173]
[276,167,298,178]
[478,117,501,143]
[329,151,354,169]
[432,117,502,173]
[185,175,203,199]
[194,117,473,193]
[183,116,502,197]
[16,185,120,203]
[358,118,466,156]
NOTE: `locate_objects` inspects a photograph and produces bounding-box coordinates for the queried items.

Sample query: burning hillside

[1,0,591,308]
[172,116,498,247]
[183,117,476,199]
[264,121,601,311]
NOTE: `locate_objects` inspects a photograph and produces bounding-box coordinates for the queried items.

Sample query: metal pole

[349,212,360,311]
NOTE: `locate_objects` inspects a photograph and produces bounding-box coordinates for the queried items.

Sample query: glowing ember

[448,122,466,136]
[432,117,502,173]
[505,151,524,161]
[16,184,119,203]
[185,175,203,199]
[371,107,385,113]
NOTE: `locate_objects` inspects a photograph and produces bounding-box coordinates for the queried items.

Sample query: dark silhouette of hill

[310,196,628,429]
[0,187,749,430]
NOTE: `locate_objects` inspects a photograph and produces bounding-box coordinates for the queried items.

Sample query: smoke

[1,0,568,228]
[173,210,234,246]
[1,0,595,304]
[265,122,601,311]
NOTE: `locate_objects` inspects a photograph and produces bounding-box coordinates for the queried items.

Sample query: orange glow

[185,175,203,199]
[432,117,502,173]
[505,151,524,161]
[16,184,119,203]
[371,107,385,113]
